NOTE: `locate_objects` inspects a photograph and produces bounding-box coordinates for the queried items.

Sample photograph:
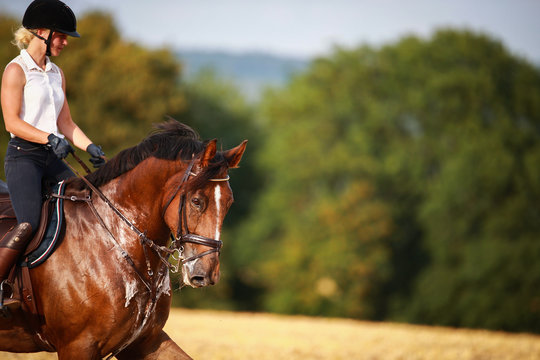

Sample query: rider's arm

[1,63,50,144]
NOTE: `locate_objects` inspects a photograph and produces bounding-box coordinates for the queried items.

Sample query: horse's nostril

[190,276,206,287]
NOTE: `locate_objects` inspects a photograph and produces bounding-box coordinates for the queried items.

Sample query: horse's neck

[99,158,181,242]
[110,157,179,196]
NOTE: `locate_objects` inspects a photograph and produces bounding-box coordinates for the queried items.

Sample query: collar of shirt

[20,49,52,72]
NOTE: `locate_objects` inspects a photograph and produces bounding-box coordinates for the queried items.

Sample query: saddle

[0,188,62,267]
[0,184,65,351]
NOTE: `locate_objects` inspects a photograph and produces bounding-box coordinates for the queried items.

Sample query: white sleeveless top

[8,50,64,138]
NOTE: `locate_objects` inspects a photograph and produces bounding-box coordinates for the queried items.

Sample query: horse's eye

[189,194,207,211]
[191,197,202,208]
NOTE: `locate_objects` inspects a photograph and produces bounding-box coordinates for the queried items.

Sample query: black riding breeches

[4,137,74,233]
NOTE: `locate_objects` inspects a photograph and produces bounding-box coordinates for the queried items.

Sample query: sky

[1,0,539,63]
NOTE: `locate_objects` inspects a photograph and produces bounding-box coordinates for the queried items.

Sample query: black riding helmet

[22,0,80,56]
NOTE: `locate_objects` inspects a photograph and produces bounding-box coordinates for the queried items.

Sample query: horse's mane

[69,120,228,190]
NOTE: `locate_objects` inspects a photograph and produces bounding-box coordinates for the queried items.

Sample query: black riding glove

[86,143,106,168]
[47,134,73,159]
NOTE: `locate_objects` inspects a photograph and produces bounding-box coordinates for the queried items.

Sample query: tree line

[1,12,539,333]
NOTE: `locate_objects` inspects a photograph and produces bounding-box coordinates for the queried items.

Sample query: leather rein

[61,153,227,292]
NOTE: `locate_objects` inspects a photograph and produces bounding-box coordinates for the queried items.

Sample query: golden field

[1,308,540,359]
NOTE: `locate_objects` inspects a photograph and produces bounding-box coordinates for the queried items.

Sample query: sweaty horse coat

[0,121,247,359]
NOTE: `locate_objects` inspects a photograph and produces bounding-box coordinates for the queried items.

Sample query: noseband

[163,157,228,265]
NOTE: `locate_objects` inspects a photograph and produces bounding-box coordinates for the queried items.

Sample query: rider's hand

[86,144,106,168]
[47,134,73,159]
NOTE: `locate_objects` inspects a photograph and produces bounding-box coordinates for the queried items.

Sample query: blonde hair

[11,26,35,49]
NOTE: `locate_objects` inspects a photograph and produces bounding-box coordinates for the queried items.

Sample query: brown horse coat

[0,121,247,359]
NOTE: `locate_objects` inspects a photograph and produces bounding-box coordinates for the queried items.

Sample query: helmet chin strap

[30,30,54,56]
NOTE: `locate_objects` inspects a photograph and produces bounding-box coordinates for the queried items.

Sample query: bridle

[61,153,229,291]
[162,156,229,265]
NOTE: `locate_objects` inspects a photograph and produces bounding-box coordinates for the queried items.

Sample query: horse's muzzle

[182,255,220,288]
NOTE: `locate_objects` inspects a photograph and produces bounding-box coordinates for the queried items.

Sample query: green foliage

[55,12,185,155]
[375,30,540,333]
[171,69,262,310]
[174,68,262,227]
[233,29,540,332]
[0,16,20,70]
[232,46,396,319]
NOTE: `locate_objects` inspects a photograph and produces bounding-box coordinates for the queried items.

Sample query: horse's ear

[201,139,217,167]
[225,140,248,169]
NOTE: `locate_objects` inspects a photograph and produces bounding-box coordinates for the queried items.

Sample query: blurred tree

[0,16,20,73]
[232,48,395,318]
[174,69,260,225]
[232,29,540,332]
[171,69,262,310]
[55,12,186,156]
[394,31,540,332]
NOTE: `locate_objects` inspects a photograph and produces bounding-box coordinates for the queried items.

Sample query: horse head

[163,138,247,288]
[76,121,247,289]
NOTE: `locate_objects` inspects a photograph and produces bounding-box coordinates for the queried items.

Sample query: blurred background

[0,0,539,334]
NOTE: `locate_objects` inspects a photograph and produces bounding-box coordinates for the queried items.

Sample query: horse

[0,120,247,359]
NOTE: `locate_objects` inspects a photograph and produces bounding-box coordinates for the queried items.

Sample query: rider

[0,0,106,304]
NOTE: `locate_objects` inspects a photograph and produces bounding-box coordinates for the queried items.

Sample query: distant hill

[176,50,310,101]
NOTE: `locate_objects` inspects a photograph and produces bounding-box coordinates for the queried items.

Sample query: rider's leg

[0,222,33,281]
[5,140,47,233]
[1,141,46,308]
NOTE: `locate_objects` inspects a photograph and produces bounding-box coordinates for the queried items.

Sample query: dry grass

[1,308,539,359]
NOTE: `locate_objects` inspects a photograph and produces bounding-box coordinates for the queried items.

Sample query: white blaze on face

[214,184,222,240]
